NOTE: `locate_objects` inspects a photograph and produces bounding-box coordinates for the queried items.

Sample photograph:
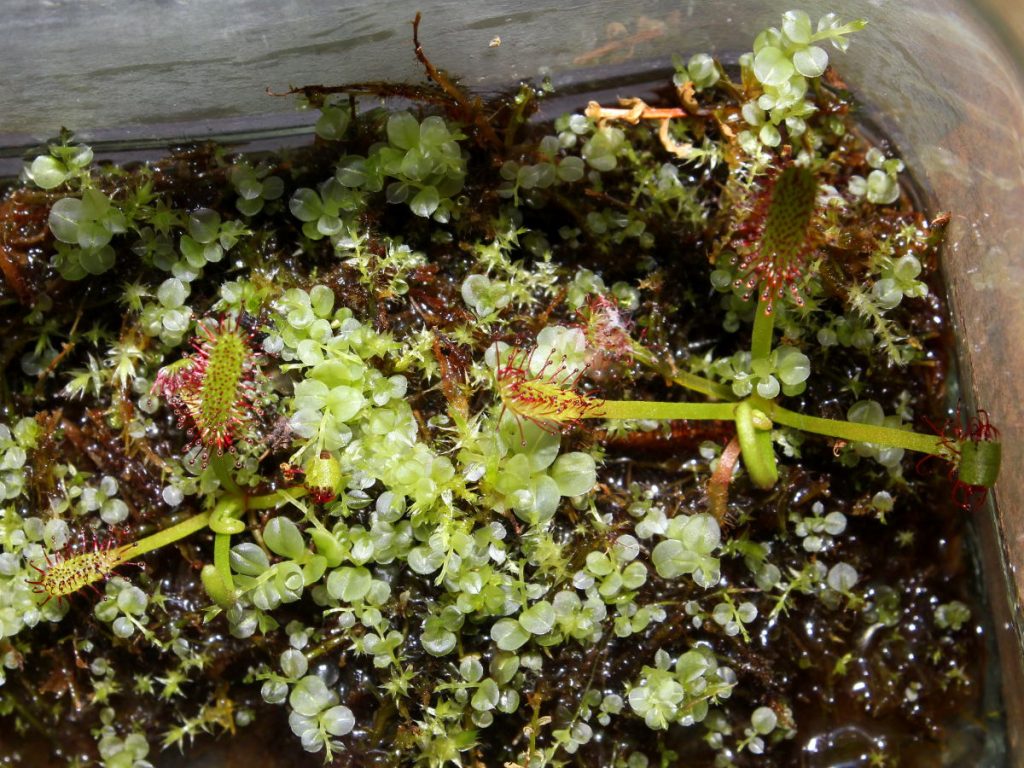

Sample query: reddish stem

[707,436,742,525]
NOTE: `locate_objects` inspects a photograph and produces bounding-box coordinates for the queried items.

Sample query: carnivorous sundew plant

[0,10,1004,768]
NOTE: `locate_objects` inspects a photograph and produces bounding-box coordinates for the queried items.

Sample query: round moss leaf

[751,706,778,735]
[471,678,500,712]
[230,543,270,577]
[421,627,457,657]
[48,197,85,244]
[526,475,561,523]
[188,208,221,243]
[827,562,859,592]
[280,649,308,679]
[551,452,597,498]
[323,385,366,423]
[782,10,813,44]
[387,112,420,150]
[289,676,333,717]
[264,516,306,561]
[315,107,351,141]
[322,705,355,736]
[652,539,696,580]
[519,601,556,635]
[680,514,721,553]
[80,245,116,275]
[410,185,440,218]
[753,46,795,87]
[289,188,322,222]
[326,566,373,603]
[557,156,585,182]
[793,45,829,78]
[29,156,68,189]
[491,618,530,651]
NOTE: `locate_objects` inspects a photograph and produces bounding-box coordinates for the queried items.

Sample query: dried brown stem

[412,13,501,152]
[585,98,688,125]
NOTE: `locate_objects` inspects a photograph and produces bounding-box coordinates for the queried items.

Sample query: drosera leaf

[152,315,267,464]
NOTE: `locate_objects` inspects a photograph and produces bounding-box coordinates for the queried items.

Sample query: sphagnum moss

[0,10,1002,768]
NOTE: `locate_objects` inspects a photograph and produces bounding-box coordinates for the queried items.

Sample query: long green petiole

[750,294,775,362]
[596,398,777,489]
[118,510,213,562]
[496,350,998,489]
[214,531,236,596]
[592,400,736,421]
[210,453,243,496]
[733,400,778,489]
[752,396,949,457]
[31,473,310,606]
